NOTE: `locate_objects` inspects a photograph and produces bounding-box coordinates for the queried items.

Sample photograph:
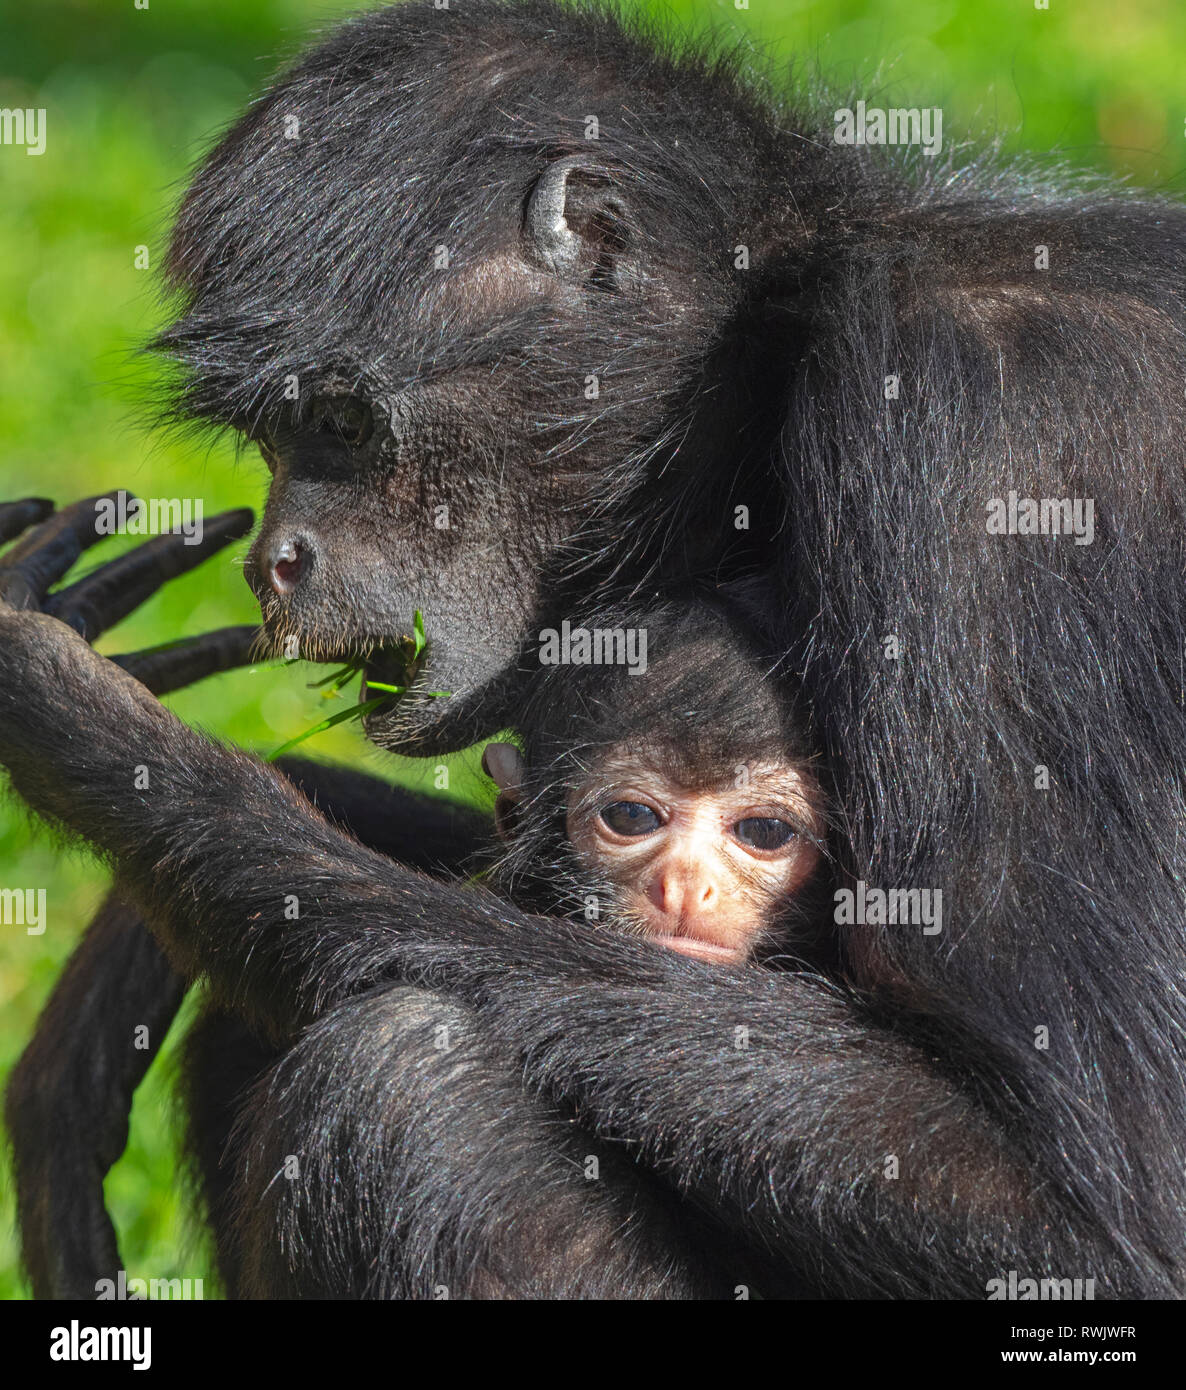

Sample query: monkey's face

[229,202,724,753]
[159,36,747,756]
[241,361,580,751]
[224,189,722,753]
[566,755,823,965]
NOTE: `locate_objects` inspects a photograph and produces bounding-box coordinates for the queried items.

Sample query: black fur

[4,0,1186,1297]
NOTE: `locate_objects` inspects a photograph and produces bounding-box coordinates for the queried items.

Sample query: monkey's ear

[482,741,526,840]
[524,157,629,279]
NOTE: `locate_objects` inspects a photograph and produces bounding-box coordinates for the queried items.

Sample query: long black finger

[114,625,261,696]
[0,492,126,608]
[47,507,254,641]
[0,498,54,546]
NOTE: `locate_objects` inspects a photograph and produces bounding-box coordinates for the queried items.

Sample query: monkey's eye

[310,394,373,447]
[733,818,797,851]
[600,801,662,836]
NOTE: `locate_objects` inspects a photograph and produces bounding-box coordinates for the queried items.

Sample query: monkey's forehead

[580,748,823,808]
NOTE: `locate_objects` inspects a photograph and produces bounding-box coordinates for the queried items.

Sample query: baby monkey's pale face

[483,739,822,966]
[565,750,822,964]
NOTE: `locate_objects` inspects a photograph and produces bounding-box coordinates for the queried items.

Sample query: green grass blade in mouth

[309,660,365,693]
[265,611,450,759]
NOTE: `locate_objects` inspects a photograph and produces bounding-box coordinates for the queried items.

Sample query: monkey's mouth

[652,934,746,965]
[360,640,423,703]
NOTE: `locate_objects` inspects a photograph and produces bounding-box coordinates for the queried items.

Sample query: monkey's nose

[651,868,717,920]
[267,537,305,595]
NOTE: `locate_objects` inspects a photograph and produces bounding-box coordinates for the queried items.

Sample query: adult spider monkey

[5,0,1186,1297]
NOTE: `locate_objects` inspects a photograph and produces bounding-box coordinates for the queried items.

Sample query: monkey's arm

[0,500,492,1297]
[3,499,261,1298]
[231,982,737,1299]
[5,762,491,1302]
[471,964,1080,1298]
[0,500,491,1025]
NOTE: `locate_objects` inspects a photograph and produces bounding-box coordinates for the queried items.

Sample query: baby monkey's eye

[600,801,662,836]
[733,818,797,851]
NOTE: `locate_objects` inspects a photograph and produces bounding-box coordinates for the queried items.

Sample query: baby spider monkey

[483,602,831,967]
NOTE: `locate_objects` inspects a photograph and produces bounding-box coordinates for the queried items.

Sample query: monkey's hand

[0,494,257,804]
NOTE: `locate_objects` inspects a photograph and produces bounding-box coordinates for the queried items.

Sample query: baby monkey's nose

[650,864,718,920]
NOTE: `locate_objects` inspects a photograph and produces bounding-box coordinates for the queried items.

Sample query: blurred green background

[1,0,1183,1299]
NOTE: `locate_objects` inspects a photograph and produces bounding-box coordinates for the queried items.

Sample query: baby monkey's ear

[481,741,526,840]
